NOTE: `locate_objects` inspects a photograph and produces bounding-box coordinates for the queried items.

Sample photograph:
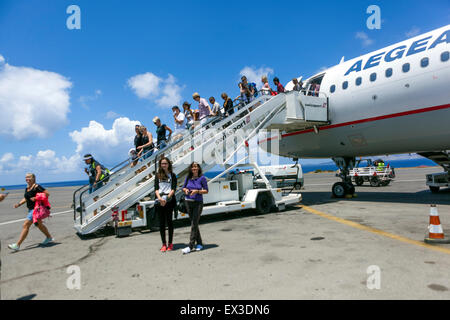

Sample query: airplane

[258,24,450,198]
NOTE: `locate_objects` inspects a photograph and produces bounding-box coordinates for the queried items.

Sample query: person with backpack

[241,76,258,100]
[83,154,110,194]
[8,173,54,252]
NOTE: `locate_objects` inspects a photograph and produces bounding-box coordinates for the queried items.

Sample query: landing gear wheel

[429,186,440,193]
[345,182,355,195]
[332,182,347,198]
[354,177,364,186]
[370,176,380,187]
[381,180,390,186]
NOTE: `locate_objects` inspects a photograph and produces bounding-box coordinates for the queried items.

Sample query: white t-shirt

[212,102,222,115]
[174,112,187,130]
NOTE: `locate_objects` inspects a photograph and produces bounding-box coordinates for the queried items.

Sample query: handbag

[34,205,51,221]
[177,195,188,214]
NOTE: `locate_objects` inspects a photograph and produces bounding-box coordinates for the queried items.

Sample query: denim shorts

[26,209,33,221]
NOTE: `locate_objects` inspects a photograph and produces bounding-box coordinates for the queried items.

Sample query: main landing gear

[332,157,356,198]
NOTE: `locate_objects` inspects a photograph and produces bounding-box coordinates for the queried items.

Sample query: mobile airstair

[73,90,330,235]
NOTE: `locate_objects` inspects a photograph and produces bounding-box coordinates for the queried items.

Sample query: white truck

[418,151,450,193]
[349,159,395,187]
[426,172,450,193]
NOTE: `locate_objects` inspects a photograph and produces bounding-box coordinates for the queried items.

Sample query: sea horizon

[1,158,439,191]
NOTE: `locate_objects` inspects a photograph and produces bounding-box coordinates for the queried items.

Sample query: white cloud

[79,89,102,110]
[0,55,72,140]
[105,111,121,119]
[405,27,421,38]
[239,66,274,88]
[0,150,80,175]
[355,32,374,47]
[156,74,183,107]
[1,152,13,162]
[127,72,161,99]
[1,117,141,182]
[69,117,140,165]
[127,72,183,108]
[0,55,5,65]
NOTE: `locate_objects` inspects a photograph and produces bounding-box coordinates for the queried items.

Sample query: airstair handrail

[73,154,139,220]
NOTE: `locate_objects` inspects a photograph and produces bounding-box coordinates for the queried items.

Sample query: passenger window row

[329,51,449,93]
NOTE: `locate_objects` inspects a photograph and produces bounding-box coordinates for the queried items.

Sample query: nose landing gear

[332,157,356,198]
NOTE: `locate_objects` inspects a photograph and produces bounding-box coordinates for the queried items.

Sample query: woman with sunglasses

[154,157,177,252]
[181,162,208,254]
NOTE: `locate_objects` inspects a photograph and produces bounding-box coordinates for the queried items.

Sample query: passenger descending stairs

[73,93,288,235]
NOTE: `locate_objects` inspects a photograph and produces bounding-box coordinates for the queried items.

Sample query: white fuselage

[269,25,450,159]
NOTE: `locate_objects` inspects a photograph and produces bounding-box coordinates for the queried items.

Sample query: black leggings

[156,198,175,245]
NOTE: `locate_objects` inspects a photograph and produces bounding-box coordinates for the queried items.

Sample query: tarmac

[1,166,450,300]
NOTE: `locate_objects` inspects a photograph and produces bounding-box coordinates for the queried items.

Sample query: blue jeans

[89,181,104,194]
[143,148,153,159]
[26,209,34,221]
[158,140,167,150]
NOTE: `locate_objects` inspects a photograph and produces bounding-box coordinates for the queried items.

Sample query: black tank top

[134,134,143,149]
[141,134,153,150]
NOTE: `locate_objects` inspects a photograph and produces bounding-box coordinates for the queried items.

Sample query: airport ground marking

[298,205,450,256]
[0,210,72,227]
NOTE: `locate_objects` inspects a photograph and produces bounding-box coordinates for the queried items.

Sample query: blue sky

[0,0,449,185]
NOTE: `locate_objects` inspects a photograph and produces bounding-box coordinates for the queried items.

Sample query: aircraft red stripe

[260,103,450,143]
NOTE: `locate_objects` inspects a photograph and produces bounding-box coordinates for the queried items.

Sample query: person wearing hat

[183,101,195,130]
[153,117,172,150]
[192,92,212,128]
[129,148,139,168]
[83,154,109,194]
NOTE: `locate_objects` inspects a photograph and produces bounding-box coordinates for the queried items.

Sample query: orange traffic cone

[424,205,450,244]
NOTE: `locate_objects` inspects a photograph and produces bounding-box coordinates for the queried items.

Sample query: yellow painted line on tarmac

[297,204,450,256]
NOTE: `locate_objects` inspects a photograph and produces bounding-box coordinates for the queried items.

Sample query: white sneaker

[8,243,20,251]
[41,237,54,245]
[182,247,191,254]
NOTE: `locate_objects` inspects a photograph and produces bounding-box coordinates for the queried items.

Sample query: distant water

[2,158,438,191]
[3,180,88,191]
